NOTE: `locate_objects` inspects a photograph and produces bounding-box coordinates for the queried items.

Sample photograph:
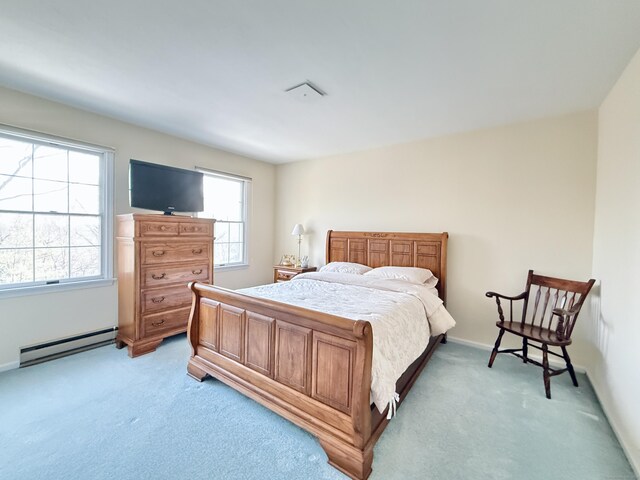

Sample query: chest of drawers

[115,214,214,357]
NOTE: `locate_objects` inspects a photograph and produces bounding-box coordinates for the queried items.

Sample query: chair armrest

[552,305,581,340]
[552,305,581,318]
[485,291,527,301]
[485,291,527,324]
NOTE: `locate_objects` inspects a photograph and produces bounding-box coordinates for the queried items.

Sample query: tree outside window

[0,130,112,291]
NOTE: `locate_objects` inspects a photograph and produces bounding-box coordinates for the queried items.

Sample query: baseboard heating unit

[20,327,118,367]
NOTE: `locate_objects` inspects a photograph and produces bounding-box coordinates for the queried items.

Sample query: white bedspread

[238,271,456,414]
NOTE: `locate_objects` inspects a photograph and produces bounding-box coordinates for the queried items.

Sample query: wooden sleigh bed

[186,230,449,479]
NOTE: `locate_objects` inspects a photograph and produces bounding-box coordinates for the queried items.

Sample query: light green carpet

[0,335,634,479]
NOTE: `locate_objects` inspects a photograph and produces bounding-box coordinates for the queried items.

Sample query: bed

[186,230,453,479]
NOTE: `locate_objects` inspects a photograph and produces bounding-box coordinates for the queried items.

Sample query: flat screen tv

[129,159,204,215]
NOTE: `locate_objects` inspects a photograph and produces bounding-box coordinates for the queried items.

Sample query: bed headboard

[325,230,449,304]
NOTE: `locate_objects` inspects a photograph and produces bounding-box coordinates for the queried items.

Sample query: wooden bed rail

[186,281,375,479]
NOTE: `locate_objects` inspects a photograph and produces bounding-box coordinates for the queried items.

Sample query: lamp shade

[291,224,305,236]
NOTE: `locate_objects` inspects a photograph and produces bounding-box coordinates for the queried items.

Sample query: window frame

[0,125,115,298]
[196,167,250,270]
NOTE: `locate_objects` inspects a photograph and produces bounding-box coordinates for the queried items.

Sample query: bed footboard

[186,281,375,479]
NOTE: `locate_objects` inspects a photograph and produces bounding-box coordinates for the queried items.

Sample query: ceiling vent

[285,82,325,101]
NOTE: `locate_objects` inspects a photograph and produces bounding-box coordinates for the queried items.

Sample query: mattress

[239,271,456,414]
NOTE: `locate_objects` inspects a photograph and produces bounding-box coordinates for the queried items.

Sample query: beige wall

[0,86,275,369]
[275,111,598,366]
[591,47,640,474]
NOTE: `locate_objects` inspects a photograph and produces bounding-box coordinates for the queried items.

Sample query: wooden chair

[486,270,595,399]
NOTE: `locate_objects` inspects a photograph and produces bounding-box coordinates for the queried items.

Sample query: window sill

[0,278,116,300]
[215,263,250,272]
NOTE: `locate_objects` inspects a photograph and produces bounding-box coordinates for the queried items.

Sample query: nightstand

[273,265,317,283]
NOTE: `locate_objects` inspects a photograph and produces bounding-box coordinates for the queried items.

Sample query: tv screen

[129,159,204,215]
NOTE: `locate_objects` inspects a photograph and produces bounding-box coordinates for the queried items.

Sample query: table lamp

[291,224,305,267]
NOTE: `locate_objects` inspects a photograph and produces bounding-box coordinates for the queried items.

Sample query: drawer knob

[151,319,165,327]
[151,273,166,280]
[192,269,203,275]
[160,225,167,231]
[153,250,165,257]
[192,248,203,255]
[151,296,165,304]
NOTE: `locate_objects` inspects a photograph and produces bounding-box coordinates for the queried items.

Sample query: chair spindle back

[522,270,595,341]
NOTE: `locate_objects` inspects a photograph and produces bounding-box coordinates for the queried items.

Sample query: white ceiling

[1,1,640,164]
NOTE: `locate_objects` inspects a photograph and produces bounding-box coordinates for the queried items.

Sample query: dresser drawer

[141,242,209,265]
[117,214,215,357]
[142,307,191,337]
[275,269,297,282]
[141,285,193,314]
[139,221,180,236]
[142,263,210,288]
[179,222,213,237]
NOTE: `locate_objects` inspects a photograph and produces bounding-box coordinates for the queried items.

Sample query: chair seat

[496,321,572,346]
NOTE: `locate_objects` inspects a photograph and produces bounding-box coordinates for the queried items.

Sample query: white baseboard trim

[447,335,493,351]
[0,360,19,373]
[446,335,587,374]
[585,371,640,479]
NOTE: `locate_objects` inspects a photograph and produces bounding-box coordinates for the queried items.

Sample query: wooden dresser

[115,214,214,357]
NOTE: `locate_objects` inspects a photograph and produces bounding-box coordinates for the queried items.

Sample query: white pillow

[319,262,372,275]
[364,266,438,287]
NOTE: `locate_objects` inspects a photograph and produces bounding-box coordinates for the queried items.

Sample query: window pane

[0,213,33,248]
[214,222,230,244]
[0,174,33,211]
[214,243,229,265]
[70,216,100,246]
[0,131,109,289]
[69,184,100,214]
[70,246,100,278]
[0,249,33,284]
[34,179,68,213]
[229,243,243,263]
[35,214,69,247]
[33,145,68,182]
[0,137,32,177]
[202,176,243,221]
[69,151,100,185]
[229,222,243,242]
[34,247,69,281]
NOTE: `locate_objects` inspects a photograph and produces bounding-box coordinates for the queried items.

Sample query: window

[197,168,249,268]
[0,126,113,295]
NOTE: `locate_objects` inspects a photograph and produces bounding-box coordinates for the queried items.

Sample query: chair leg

[562,346,579,387]
[488,328,505,368]
[522,338,528,364]
[542,343,551,399]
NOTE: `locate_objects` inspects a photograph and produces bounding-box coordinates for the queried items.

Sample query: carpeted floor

[0,335,634,480]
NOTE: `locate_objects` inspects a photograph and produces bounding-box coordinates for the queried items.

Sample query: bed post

[187,282,200,357]
[325,230,333,264]
[319,437,373,480]
[319,319,374,480]
[186,282,209,381]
